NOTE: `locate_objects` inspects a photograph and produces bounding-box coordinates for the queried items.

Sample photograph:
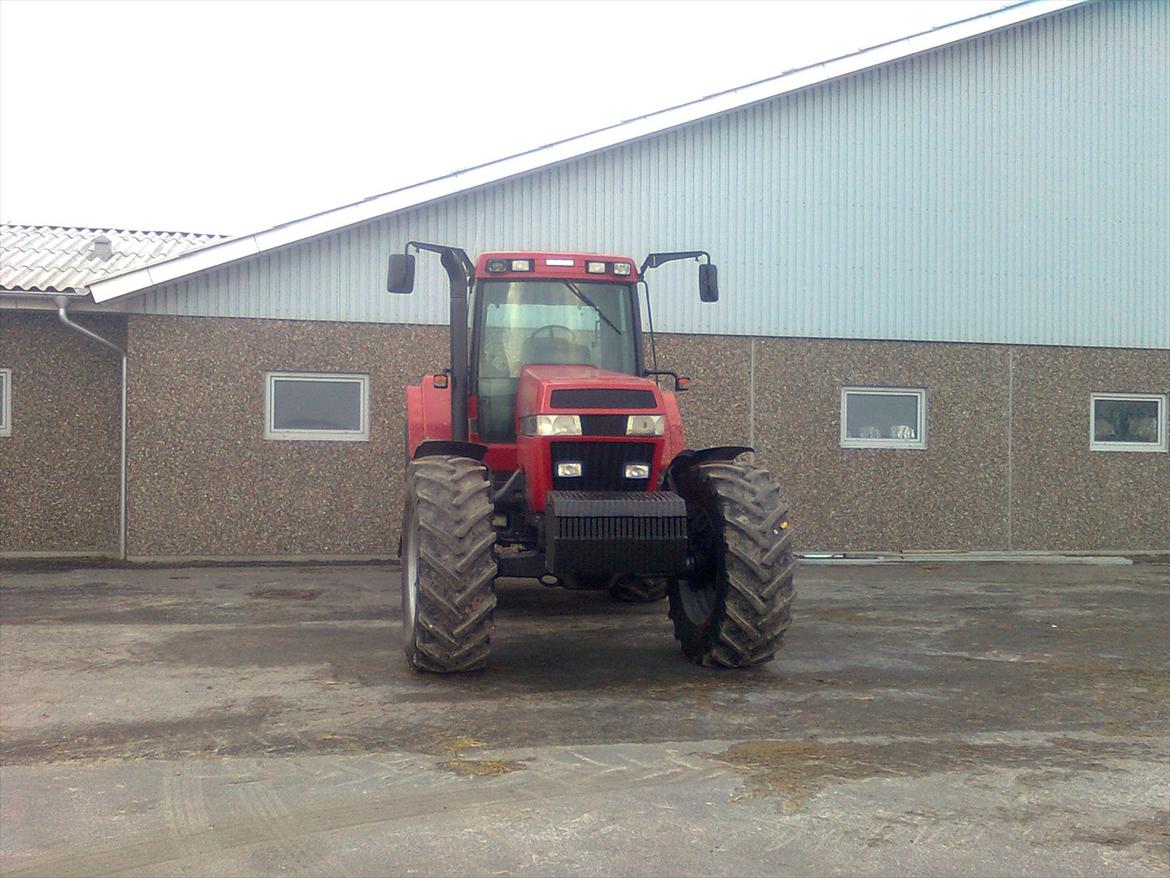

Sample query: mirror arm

[639,279,658,373]
[644,369,687,392]
[399,241,475,442]
[639,250,710,276]
[405,240,474,285]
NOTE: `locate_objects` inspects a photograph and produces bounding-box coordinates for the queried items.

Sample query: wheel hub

[402,505,420,643]
[676,505,719,624]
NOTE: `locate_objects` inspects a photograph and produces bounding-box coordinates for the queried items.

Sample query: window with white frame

[0,369,10,437]
[265,372,369,441]
[840,387,926,449]
[1090,393,1167,452]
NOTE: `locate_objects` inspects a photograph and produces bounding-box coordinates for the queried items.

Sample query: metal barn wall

[131,0,1169,349]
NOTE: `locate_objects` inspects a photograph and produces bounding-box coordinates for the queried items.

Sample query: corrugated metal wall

[132,0,1169,349]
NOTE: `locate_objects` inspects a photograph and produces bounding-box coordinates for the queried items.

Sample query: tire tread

[668,460,795,668]
[402,456,497,673]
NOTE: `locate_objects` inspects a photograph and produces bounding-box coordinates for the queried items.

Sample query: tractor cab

[470,253,643,444]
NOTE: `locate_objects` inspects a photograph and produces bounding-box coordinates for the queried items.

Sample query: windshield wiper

[564,281,623,336]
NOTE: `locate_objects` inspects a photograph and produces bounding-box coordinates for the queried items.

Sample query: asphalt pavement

[1,559,1167,876]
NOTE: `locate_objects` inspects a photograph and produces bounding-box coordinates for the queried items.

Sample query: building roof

[85,0,1087,305]
[0,224,226,296]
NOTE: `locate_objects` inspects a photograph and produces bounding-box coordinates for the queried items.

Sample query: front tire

[401,455,497,673]
[667,460,795,668]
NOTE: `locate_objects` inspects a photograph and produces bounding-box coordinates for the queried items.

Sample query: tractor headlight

[521,414,583,436]
[626,415,664,436]
[557,462,583,478]
[624,463,650,479]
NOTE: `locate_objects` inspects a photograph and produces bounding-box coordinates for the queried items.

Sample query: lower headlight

[557,462,583,478]
[521,414,583,436]
[626,415,664,436]
[624,463,650,479]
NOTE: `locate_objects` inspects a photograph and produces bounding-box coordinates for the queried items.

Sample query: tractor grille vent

[550,388,657,409]
[544,491,689,576]
[580,414,628,436]
[555,512,686,542]
[550,441,653,491]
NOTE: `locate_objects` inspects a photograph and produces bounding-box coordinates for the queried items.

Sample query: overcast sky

[1,0,1008,236]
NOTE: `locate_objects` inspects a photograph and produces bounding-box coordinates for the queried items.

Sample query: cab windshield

[475,279,637,442]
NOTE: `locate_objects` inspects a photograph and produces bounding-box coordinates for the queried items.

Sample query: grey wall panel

[131,0,1169,349]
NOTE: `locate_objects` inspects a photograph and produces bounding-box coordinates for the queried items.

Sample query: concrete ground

[0,560,1167,877]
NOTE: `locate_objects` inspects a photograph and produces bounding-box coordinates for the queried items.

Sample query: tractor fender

[396,437,487,560]
[413,440,488,462]
[406,377,454,459]
[665,445,753,483]
[659,390,687,469]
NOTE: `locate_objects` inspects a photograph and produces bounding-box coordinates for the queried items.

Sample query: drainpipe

[56,298,127,560]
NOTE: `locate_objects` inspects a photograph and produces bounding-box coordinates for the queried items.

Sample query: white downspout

[56,300,127,561]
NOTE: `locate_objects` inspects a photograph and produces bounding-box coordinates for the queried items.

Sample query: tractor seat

[521,336,592,366]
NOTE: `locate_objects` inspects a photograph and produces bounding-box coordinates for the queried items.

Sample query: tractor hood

[515,365,663,418]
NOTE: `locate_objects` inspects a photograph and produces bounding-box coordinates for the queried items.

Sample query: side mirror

[387,253,416,294]
[699,263,719,303]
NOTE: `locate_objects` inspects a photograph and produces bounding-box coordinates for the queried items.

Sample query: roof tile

[0,224,227,295]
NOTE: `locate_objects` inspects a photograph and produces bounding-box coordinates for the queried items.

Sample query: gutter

[55,299,127,560]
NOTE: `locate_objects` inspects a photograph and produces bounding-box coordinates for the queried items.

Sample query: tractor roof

[476,252,639,283]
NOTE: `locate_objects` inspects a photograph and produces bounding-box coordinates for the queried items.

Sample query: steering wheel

[528,324,576,341]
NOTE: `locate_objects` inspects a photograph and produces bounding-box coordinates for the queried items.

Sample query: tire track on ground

[5,758,727,877]
[160,769,213,866]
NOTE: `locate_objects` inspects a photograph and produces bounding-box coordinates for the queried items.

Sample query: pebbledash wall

[115,320,1170,555]
[0,312,125,554]
[2,311,1166,556]
[123,315,444,557]
[746,340,1168,552]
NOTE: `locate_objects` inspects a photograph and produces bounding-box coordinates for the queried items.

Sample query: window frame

[839,386,927,450]
[1089,393,1167,453]
[0,368,10,438]
[264,371,370,442]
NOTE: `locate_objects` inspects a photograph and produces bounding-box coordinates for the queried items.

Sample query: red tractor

[388,243,794,672]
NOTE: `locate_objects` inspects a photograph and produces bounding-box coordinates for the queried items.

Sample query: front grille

[550,441,653,491]
[580,414,628,436]
[545,491,689,576]
[556,515,684,541]
[550,388,657,409]
[552,493,688,541]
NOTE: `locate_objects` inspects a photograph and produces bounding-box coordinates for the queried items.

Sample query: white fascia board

[86,0,1087,305]
[90,236,263,302]
[86,274,144,302]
